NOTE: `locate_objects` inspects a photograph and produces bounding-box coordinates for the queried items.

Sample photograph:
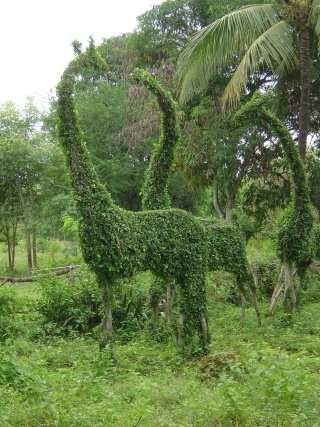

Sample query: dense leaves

[56,42,210,348]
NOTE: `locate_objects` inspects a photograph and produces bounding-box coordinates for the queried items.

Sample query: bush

[0,287,24,341]
[112,274,151,342]
[36,267,102,336]
[0,339,26,386]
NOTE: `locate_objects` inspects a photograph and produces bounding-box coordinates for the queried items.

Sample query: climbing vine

[234,92,314,312]
[130,68,181,210]
[132,68,260,328]
[56,41,209,350]
[235,92,313,265]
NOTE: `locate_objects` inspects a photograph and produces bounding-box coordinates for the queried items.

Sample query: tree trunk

[299,28,311,161]
[251,287,261,327]
[165,283,175,325]
[32,226,38,269]
[4,226,14,272]
[240,292,246,327]
[177,313,184,349]
[282,261,296,313]
[268,264,285,315]
[11,223,17,272]
[225,187,235,223]
[152,295,160,333]
[99,283,113,351]
[200,314,208,348]
[16,181,33,275]
[212,179,225,220]
[24,221,33,276]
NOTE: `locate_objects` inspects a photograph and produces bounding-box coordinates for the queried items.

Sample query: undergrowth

[1,255,320,426]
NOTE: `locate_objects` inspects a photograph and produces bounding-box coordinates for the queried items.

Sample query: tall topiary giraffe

[234,92,314,314]
[131,69,260,328]
[56,41,209,350]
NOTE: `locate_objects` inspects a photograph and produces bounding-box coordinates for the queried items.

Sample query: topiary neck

[131,69,181,210]
[234,92,313,264]
[57,45,114,209]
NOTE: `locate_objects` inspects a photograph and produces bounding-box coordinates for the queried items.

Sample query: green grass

[0,239,82,277]
[1,241,320,426]
[1,294,320,426]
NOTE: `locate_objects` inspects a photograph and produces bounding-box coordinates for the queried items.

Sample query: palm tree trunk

[299,28,311,161]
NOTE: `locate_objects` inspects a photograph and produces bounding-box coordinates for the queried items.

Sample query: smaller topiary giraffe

[234,92,314,313]
[131,68,260,328]
[57,41,209,350]
[130,68,180,332]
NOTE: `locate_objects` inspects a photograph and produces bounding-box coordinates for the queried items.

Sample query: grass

[1,241,320,426]
[0,239,82,277]
[2,303,320,426]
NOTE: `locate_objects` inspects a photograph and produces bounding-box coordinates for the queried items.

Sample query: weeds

[1,250,320,426]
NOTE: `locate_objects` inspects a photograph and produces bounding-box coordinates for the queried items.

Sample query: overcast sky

[0,0,164,109]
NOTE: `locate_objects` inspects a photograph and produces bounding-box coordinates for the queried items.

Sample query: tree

[132,0,255,68]
[0,100,70,274]
[178,95,283,223]
[177,0,320,160]
[0,181,21,272]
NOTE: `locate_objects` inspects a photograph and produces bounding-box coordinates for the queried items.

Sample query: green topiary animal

[130,69,179,334]
[56,41,209,350]
[234,92,314,313]
[131,69,260,328]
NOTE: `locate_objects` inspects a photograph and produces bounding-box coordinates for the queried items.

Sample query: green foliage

[2,285,320,426]
[36,268,102,336]
[73,74,147,211]
[307,148,320,215]
[112,274,151,342]
[132,0,251,68]
[56,41,210,347]
[0,287,26,341]
[131,68,258,328]
[197,350,246,381]
[234,175,290,239]
[130,68,181,210]
[313,222,320,260]
[234,92,314,266]
[0,100,71,238]
[0,339,26,386]
[204,220,254,293]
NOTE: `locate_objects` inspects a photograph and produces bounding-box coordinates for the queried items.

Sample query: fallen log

[0,264,81,286]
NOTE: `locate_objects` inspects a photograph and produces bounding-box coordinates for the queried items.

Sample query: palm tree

[176,0,320,160]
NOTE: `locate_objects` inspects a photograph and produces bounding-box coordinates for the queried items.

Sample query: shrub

[0,338,25,386]
[0,287,24,341]
[36,267,102,336]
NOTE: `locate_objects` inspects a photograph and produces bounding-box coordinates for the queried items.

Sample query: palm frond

[222,21,296,110]
[176,4,279,104]
[310,0,320,35]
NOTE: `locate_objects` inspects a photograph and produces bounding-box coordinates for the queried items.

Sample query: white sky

[0,0,164,109]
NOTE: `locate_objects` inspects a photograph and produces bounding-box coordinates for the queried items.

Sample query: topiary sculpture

[56,41,209,350]
[131,69,260,328]
[234,92,314,314]
[130,68,179,333]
